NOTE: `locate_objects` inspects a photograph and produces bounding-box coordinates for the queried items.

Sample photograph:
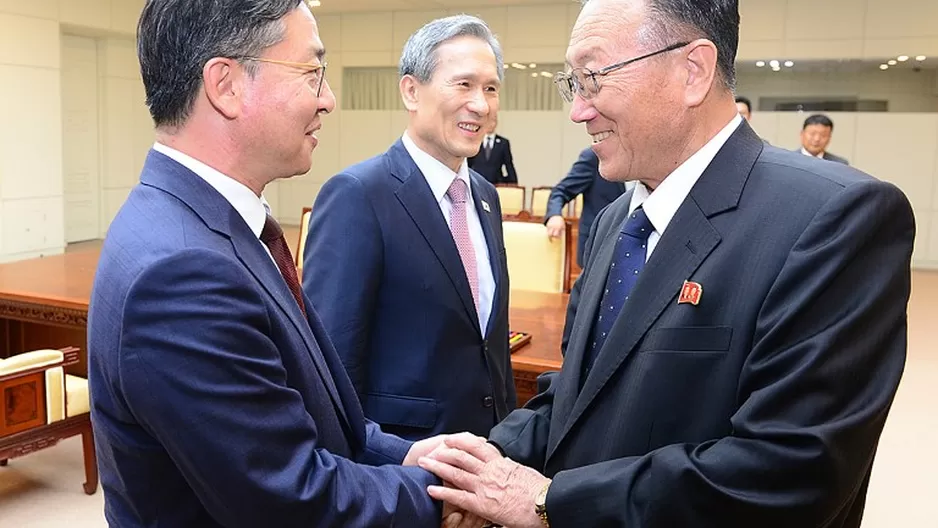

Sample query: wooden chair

[566,194,584,218]
[530,186,553,218]
[502,216,571,293]
[495,184,526,216]
[0,347,97,495]
[295,206,312,270]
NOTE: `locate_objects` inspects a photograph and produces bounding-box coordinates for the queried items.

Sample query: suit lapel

[389,141,481,333]
[547,194,632,456]
[547,122,763,461]
[227,218,352,433]
[140,151,353,435]
[470,174,503,336]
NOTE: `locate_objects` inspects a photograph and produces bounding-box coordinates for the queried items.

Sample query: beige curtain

[341,64,564,111]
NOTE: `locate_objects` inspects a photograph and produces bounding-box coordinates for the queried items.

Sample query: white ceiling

[312,0,578,14]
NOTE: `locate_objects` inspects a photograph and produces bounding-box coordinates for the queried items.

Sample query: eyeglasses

[553,42,690,103]
[240,57,328,97]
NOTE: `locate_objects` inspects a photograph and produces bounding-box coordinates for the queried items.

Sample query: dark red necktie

[260,214,306,317]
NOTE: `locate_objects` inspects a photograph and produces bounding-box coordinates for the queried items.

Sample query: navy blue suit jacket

[468,134,518,184]
[545,147,626,266]
[88,150,440,527]
[490,122,914,527]
[303,140,516,441]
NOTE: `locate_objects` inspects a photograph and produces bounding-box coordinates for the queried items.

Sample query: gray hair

[399,15,504,83]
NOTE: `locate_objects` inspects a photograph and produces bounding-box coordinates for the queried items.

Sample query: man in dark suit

[544,147,626,266]
[87,1,471,526]
[799,113,849,164]
[417,0,914,526]
[468,116,519,184]
[303,15,516,442]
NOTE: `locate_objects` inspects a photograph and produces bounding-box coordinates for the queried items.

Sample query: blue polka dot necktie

[582,206,654,378]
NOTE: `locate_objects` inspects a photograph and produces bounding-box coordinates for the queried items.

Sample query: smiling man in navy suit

[303,15,516,442]
[418,1,914,527]
[87,1,476,526]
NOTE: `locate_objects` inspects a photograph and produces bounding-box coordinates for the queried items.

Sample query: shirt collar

[402,132,472,206]
[801,147,824,159]
[152,142,270,239]
[629,114,743,236]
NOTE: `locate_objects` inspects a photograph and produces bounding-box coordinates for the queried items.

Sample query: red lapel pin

[678,280,703,305]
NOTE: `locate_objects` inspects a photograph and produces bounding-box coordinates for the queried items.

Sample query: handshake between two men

[405,433,551,528]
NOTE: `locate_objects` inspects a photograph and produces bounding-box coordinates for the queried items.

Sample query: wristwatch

[534,481,551,527]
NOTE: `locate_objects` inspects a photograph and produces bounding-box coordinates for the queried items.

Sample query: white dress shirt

[801,147,824,159]
[483,134,496,151]
[152,142,274,259]
[402,132,496,334]
[628,114,743,259]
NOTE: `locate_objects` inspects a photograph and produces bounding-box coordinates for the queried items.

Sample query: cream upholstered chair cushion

[65,375,90,417]
[0,349,63,376]
[503,220,567,293]
[531,188,551,217]
[496,186,525,215]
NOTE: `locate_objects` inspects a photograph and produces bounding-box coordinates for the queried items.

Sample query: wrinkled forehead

[566,0,644,67]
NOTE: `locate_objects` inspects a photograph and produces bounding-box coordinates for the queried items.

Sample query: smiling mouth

[591,131,613,144]
[458,123,481,133]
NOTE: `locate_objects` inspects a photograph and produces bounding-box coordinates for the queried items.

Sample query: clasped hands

[404,433,550,528]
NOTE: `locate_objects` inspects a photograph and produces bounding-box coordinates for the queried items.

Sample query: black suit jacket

[545,147,626,266]
[303,140,516,441]
[468,134,518,184]
[490,122,914,527]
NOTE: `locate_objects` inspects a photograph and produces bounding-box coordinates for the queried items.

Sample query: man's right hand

[545,216,566,239]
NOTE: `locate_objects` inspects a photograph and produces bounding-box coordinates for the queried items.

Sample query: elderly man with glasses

[416,1,915,527]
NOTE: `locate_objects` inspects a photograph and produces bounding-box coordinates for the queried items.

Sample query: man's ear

[203,57,244,119]
[400,74,421,112]
[682,39,719,108]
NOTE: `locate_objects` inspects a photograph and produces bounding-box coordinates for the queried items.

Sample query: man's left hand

[403,434,452,466]
[418,433,550,528]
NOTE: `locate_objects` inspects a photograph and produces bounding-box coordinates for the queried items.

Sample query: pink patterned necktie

[446,178,479,310]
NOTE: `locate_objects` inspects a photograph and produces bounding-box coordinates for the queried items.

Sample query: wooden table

[0,251,568,405]
[507,290,567,405]
[0,251,96,377]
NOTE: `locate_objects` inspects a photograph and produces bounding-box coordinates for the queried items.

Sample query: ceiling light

[769,60,780,68]
[503,64,510,69]
[888,59,897,65]
[531,72,538,78]
[784,60,794,67]
[540,71,552,78]
[880,64,889,70]
[307,0,321,6]
[529,63,537,68]
[898,55,909,62]
[510,63,527,70]
[756,61,765,67]
[916,55,927,61]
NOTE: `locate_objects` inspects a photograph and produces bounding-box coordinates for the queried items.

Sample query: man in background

[800,113,849,164]
[469,116,519,184]
[303,15,516,443]
[544,146,627,266]
[735,95,752,120]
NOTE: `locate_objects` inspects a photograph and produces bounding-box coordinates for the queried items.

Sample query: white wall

[3,0,938,267]
[737,68,938,113]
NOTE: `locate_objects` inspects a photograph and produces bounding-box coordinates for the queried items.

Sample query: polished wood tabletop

[0,249,97,310]
[507,289,566,373]
[0,249,570,377]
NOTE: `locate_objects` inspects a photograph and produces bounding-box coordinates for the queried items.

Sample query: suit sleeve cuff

[362,420,413,465]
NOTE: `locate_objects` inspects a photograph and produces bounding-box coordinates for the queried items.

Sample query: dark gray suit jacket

[489,122,914,527]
